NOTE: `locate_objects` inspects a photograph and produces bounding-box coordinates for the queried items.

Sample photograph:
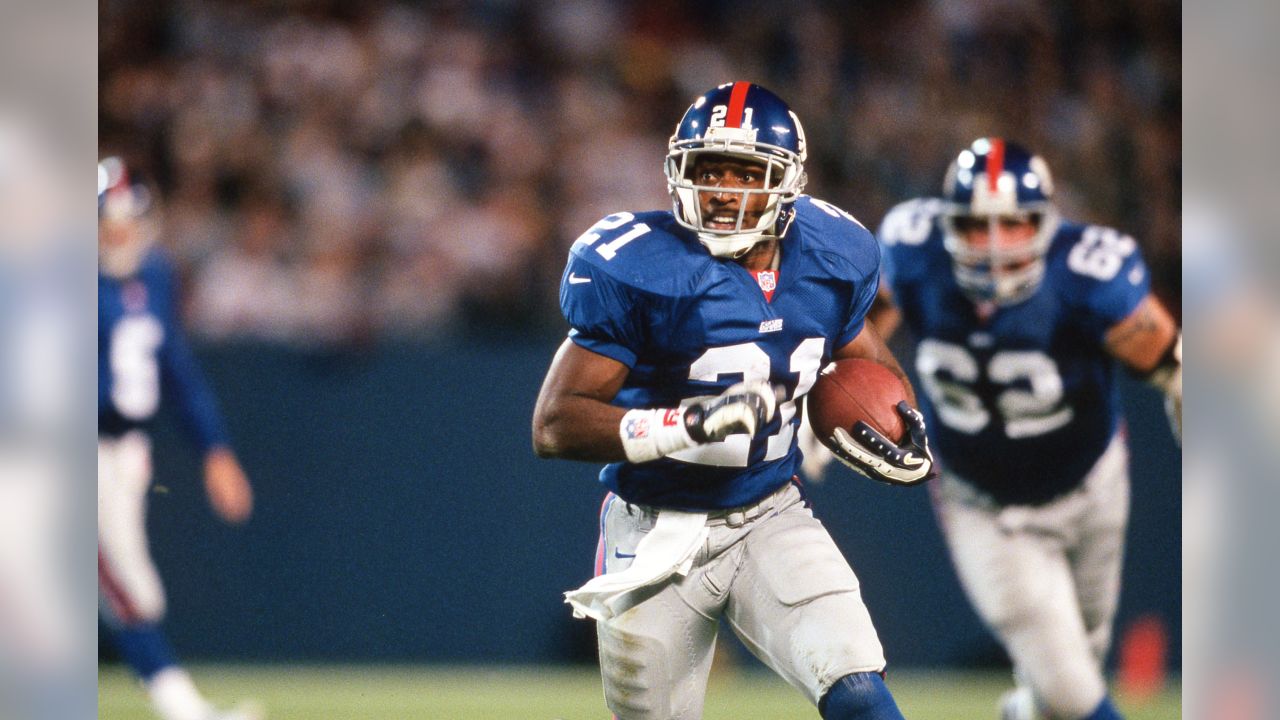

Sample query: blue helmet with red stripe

[665,82,807,257]
[941,138,1060,304]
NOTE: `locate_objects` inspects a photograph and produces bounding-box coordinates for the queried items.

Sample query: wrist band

[620,408,697,463]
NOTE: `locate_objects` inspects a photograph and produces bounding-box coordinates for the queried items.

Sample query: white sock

[147,667,214,720]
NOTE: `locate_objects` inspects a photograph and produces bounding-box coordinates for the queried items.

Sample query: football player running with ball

[871,139,1181,720]
[98,158,261,720]
[532,82,936,720]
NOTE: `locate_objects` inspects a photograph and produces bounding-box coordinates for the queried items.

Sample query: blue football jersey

[560,196,880,511]
[878,198,1150,504]
[98,248,229,451]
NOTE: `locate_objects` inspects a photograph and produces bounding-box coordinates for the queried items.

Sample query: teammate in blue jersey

[870,139,1182,720]
[98,158,261,720]
[532,82,936,720]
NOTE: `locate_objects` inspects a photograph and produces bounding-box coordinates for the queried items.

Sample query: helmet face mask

[665,82,807,258]
[98,157,158,278]
[944,212,1052,304]
[941,138,1059,305]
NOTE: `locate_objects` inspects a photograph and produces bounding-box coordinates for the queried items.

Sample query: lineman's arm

[532,339,777,463]
[1103,293,1182,438]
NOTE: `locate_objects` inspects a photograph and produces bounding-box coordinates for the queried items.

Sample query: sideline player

[532,82,936,720]
[871,139,1181,720]
[98,157,262,720]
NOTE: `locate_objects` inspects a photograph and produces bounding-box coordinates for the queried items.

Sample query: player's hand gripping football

[828,401,937,486]
[683,380,778,443]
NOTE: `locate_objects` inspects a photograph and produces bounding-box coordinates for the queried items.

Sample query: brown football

[807,358,909,447]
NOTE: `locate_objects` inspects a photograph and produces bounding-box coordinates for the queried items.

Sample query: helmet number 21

[709,105,753,128]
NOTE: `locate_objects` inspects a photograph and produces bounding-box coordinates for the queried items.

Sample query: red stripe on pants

[98,549,142,625]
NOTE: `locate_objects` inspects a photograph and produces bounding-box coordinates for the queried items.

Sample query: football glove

[619,381,779,463]
[828,401,937,486]
[683,380,778,443]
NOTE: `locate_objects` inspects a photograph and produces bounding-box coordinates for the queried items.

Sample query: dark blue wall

[144,340,1179,668]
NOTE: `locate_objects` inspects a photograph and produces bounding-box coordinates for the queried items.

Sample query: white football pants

[935,434,1130,719]
[98,432,167,626]
[592,482,887,720]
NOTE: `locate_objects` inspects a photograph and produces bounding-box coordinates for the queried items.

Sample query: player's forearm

[532,394,629,462]
[834,328,918,407]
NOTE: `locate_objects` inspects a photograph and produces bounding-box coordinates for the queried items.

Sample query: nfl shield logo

[625,416,650,440]
[756,271,776,293]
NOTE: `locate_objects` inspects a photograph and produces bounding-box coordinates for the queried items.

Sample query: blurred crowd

[99,0,1180,346]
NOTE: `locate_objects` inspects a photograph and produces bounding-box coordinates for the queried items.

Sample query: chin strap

[726,237,782,264]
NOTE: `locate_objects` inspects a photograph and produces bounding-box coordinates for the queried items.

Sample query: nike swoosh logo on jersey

[568,273,592,284]
[614,549,636,559]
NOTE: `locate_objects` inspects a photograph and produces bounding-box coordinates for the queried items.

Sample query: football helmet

[98,156,157,278]
[665,82,807,258]
[941,138,1060,305]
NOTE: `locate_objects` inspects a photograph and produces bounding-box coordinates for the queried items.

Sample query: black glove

[828,401,937,486]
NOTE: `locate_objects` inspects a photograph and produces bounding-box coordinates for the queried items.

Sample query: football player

[871,139,1181,720]
[532,82,936,720]
[98,157,262,720]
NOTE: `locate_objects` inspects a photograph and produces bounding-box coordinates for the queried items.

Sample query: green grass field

[99,664,1180,719]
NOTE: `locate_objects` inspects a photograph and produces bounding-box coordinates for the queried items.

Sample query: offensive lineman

[98,158,262,720]
[872,139,1181,720]
[532,82,936,720]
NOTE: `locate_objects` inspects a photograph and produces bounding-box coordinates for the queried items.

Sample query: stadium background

[99,0,1181,714]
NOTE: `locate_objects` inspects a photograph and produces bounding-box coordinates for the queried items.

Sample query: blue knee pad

[819,672,905,720]
[110,622,179,681]
[1081,696,1124,720]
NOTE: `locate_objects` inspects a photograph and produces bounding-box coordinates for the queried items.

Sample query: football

[807,358,909,447]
